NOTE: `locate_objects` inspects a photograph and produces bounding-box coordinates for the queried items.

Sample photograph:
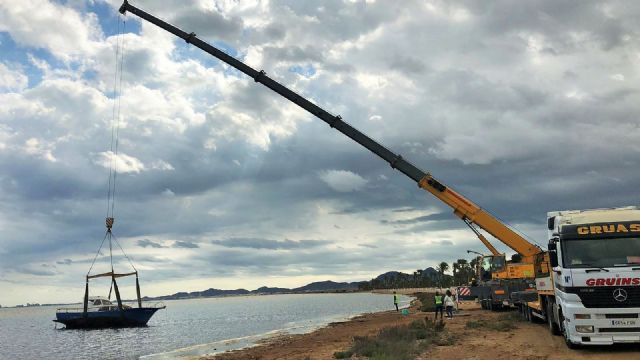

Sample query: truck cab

[548,206,640,346]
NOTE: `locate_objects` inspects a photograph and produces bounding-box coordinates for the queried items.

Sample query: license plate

[612,320,636,326]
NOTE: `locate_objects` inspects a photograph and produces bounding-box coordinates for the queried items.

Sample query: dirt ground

[419,304,640,360]
[204,301,640,360]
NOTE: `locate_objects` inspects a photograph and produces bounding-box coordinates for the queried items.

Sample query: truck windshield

[562,236,640,268]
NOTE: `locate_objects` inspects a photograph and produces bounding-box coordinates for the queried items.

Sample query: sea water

[0,293,410,359]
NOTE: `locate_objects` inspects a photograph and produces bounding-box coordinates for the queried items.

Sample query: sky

[0,0,638,306]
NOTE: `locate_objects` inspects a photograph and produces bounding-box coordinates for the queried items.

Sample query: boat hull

[54,307,163,329]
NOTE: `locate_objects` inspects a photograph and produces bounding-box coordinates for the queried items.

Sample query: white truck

[541,207,640,347]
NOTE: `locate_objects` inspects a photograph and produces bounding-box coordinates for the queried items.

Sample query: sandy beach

[205,302,423,360]
[204,300,640,360]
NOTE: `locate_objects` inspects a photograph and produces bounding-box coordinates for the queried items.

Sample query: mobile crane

[119,1,640,347]
[464,220,536,310]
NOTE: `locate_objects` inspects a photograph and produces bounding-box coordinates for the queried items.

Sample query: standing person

[444,290,455,319]
[434,291,444,320]
[393,291,399,312]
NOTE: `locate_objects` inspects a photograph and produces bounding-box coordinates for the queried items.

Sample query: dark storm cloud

[381,212,454,225]
[430,69,548,111]
[172,10,243,42]
[262,45,323,63]
[358,243,378,249]
[463,0,638,52]
[392,219,469,235]
[172,240,199,248]
[1,0,639,305]
[272,0,408,41]
[389,55,427,75]
[195,236,475,279]
[15,266,56,276]
[433,240,454,246]
[137,239,166,248]
[211,238,331,250]
[392,207,419,213]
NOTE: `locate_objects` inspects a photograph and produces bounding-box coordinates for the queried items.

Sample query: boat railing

[56,301,165,313]
[142,301,166,309]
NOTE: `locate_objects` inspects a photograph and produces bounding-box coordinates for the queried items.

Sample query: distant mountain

[373,268,438,282]
[253,286,291,294]
[141,268,436,301]
[374,271,405,282]
[292,280,366,292]
[144,288,250,300]
[421,267,439,279]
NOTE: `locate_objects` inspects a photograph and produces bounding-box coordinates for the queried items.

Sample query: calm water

[0,293,409,359]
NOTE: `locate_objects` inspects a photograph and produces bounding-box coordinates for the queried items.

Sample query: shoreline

[204,302,640,360]
[203,301,422,360]
[138,293,413,359]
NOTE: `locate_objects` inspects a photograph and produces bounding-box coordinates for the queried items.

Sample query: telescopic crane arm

[463,219,501,256]
[119,1,541,259]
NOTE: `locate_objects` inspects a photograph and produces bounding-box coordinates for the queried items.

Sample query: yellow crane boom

[119,1,542,261]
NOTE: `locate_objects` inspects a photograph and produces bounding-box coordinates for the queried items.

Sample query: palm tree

[437,262,449,287]
[469,256,481,284]
[453,259,470,285]
[452,262,460,285]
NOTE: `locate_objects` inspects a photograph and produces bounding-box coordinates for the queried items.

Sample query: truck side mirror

[548,240,558,268]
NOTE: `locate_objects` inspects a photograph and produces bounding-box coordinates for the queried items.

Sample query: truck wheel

[562,317,579,349]
[546,302,560,335]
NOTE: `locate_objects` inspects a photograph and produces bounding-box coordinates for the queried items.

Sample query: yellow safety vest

[434,295,443,305]
[394,294,399,303]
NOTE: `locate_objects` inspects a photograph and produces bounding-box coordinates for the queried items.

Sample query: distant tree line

[358,257,480,290]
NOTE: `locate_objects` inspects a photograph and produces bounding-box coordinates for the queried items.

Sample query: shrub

[415,292,436,312]
[465,313,517,332]
[333,350,353,359]
[346,316,449,360]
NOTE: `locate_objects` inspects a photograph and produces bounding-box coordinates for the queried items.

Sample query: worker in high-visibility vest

[434,291,444,320]
[393,291,399,311]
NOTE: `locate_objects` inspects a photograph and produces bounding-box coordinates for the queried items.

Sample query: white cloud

[94,151,145,173]
[151,160,175,171]
[24,137,56,162]
[0,0,104,61]
[319,170,368,192]
[610,74,625,81]
[0,63,28,91]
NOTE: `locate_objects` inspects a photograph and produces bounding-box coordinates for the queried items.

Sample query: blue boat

[54,218,165,329]
[55,295,165,329]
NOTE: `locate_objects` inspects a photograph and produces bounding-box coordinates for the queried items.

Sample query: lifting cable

[106,16,127,222]
[86,15,134,284]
